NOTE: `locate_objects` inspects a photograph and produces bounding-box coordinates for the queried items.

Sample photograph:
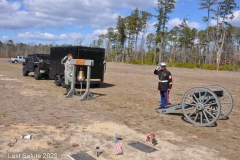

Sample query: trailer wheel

[22,65,29,76]
[34,67,41,80]
[181,87,221,126]
[206,85,233,119]
[55,75,61,86]
[61,76,66,88]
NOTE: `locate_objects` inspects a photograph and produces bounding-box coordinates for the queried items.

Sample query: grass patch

[126,60,240,71]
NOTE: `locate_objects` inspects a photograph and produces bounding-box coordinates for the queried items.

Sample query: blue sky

[0,0,239,46]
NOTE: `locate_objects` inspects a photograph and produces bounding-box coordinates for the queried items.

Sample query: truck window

[34,56,38,62]
[28,56,34,62]
[37,55,50,63]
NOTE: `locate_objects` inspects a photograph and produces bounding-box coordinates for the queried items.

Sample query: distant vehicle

[8,56,26,63]
[49,46,106,87]
[22,54,50,80]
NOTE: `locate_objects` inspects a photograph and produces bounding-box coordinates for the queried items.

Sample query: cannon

[156,85,233,126]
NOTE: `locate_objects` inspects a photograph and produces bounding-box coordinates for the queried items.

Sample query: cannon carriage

[157,85,233,126]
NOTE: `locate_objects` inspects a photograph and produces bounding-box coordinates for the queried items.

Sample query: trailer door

[77,48,105,84]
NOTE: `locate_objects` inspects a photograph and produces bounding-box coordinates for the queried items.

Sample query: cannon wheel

[181,87,221,126]
[206,85,233,119]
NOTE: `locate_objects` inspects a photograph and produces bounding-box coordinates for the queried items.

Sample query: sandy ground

[0,58,240,160]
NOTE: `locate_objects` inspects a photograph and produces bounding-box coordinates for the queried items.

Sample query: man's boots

[64,85,70,95]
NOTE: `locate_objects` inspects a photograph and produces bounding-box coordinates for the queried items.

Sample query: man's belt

[159,80,168,82]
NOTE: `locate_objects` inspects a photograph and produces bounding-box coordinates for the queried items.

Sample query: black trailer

[49,46,105,87]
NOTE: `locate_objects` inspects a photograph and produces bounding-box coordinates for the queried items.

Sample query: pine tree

[199,0,218,64]
[155,0,176,63]
[216,0,238,70]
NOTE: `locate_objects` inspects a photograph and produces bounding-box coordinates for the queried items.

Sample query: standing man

[154,62,173,109]
[61,53,73,95]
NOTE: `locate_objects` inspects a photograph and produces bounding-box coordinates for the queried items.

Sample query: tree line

[1,0,239,69]
[0,40,51,58]
[90,0,240,69]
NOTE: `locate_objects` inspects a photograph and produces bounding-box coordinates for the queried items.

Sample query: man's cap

[160,62,167,67]
[68,53,73,57]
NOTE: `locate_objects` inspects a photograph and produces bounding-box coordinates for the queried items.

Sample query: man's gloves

[64,56,68,60]
[169,84,172,89]
[156,66,161,70]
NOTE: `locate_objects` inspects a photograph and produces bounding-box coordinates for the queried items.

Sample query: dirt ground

[0,58,239,160]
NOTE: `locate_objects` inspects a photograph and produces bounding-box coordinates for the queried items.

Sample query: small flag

[114,137,122,155]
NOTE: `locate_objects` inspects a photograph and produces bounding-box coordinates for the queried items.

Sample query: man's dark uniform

[154,63,173,108]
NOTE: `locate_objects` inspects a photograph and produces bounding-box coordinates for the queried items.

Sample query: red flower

[146,135,151,141]
[152,133,156,138]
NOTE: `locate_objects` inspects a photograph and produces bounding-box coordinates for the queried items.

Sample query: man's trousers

[160,90,170,108]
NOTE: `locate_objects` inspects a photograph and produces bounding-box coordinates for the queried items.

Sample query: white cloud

[147,21,157,34]
[92,29,108,36]
[210,10,240,27]
[0,0,158,30]
[0,0,21,13]
[84,29,108,43]
[17,29,108,44]
[18,32,56,40]
[229,10,240,27]
[210,19,217,26]
[18,32,84,41]
[0,0,159,45]
[65,33,85,40]
[168,18,183,27]
[141,17,201,35]
[0,35,9,40]
[187,21,201,29]
[168,18,201,29]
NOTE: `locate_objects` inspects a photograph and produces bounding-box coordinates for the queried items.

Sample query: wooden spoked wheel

[181,87,221,126]
[207,85,233,119]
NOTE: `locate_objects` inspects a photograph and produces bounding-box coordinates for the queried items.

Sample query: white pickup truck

[8,56,26,63]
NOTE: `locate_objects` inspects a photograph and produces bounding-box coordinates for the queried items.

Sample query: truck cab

[22,54,50,80]
[9,56,26,63]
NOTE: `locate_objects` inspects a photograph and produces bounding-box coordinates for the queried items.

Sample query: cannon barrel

[193,90,223,98]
